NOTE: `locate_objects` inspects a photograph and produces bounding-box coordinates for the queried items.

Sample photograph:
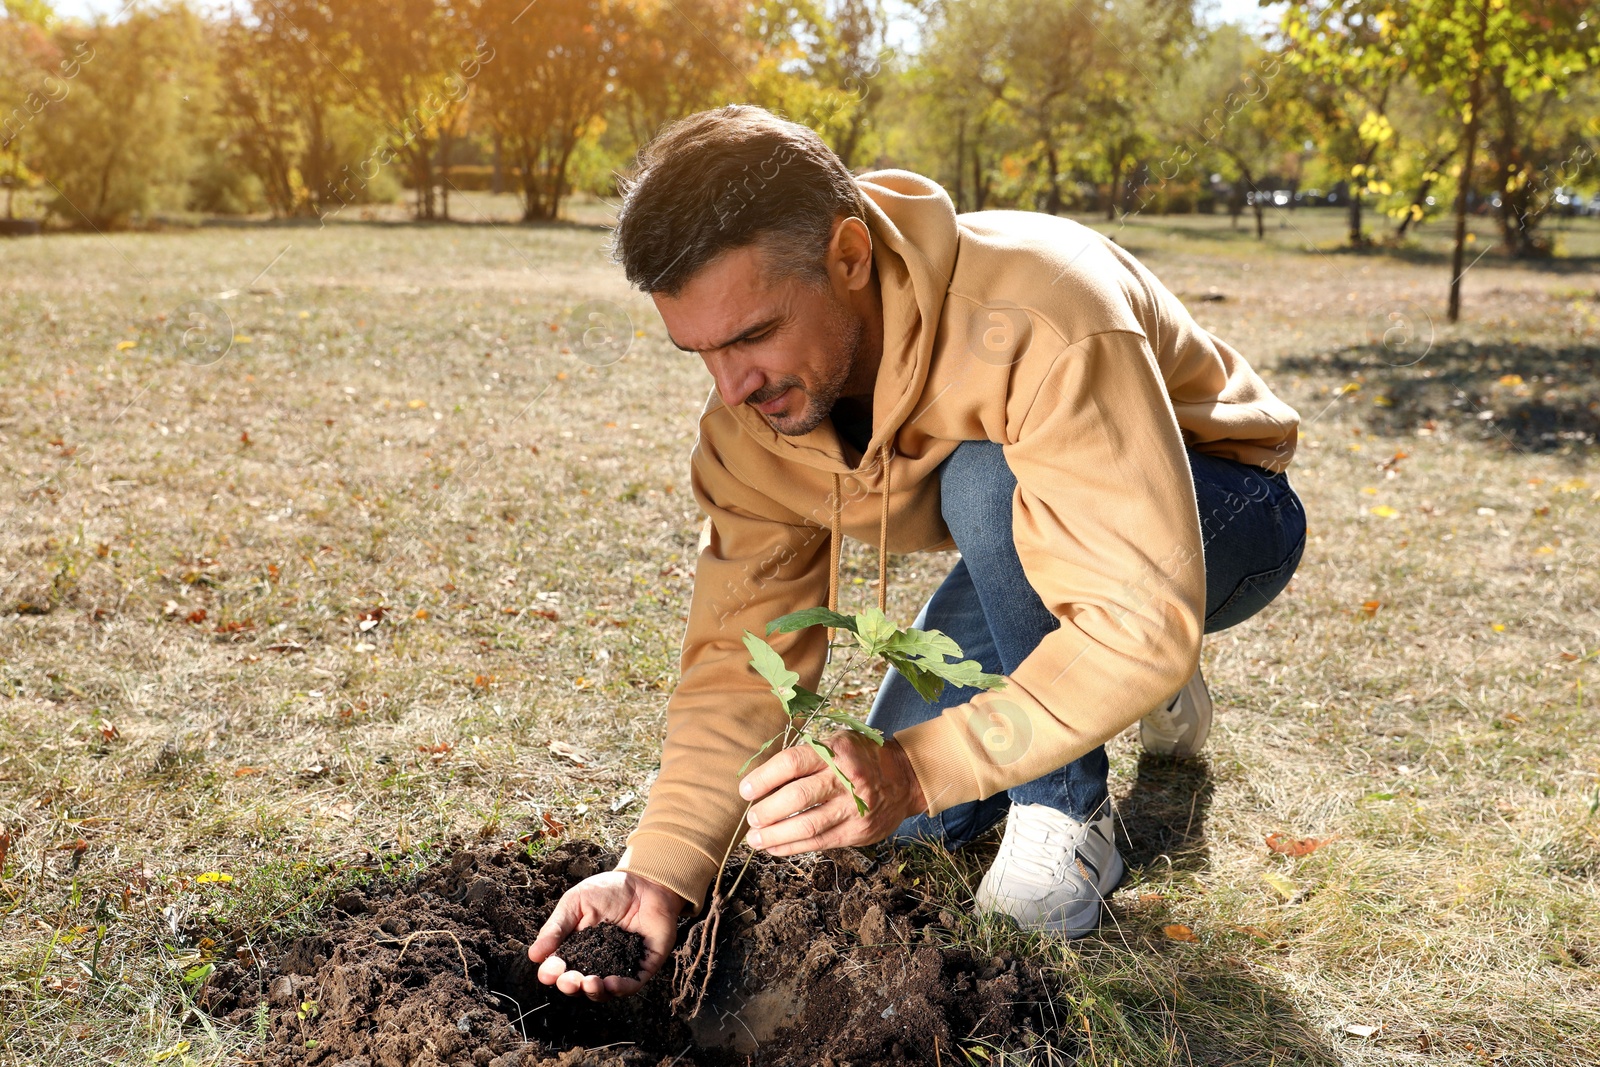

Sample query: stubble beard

[755,296,867,438]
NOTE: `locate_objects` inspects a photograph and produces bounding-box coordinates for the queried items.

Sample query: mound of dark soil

[203,841,1049,1066]
[555,921,645,979]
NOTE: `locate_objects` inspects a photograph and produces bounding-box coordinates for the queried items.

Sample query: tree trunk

[438,133,451,221]
[1043,139,1062,215]
[1396,146,1455,238]
[1452,7,1484,321]
[952,118,966,213]
[492,131,504,195]
[1490,74,1543,257]
[1348,190,1364,246]
[1106,146,1123,221]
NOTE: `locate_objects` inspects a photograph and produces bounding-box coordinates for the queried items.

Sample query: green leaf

[737,730,788,777]
[883,623,963,662]
[851,607,900,653]
[743,630,798,712]
[930,656,1008,692]
[805,710,884,746]
[803,736,868,815]
[884,652,947,703]
[788,683,825,718]
[766,607,858,636]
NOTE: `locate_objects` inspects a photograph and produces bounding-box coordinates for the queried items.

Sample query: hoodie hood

[721,169,959,475]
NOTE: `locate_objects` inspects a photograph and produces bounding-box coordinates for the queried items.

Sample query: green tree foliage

[29,4,216,230]
[1285,1,1599,319]
[1173,24,1304,239]
[0,2,58,220]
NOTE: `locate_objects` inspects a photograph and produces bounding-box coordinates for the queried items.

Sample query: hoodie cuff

[893,714,985,817]
[614,832,727,917]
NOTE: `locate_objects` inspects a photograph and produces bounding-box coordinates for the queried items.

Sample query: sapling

[669,605,1006,1017]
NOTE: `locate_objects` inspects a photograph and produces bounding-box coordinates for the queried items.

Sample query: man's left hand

[738,732,927,855]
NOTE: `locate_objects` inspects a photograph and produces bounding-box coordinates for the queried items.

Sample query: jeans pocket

[1204,528,1306,634]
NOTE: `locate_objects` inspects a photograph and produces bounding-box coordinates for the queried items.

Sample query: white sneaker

[973,804,1123,937]
[1140,663,1213,757]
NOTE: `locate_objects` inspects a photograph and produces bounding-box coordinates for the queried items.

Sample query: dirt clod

[556,921,645,978]
[210,841,1049,1065]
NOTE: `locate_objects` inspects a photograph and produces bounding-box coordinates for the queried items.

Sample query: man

[527,105,1305,1000]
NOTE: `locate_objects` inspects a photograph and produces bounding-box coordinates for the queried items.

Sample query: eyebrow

[667,315,781,353]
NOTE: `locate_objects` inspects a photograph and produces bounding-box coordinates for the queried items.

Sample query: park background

[2,1,1599,1065]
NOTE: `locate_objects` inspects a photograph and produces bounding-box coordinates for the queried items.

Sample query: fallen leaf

[1369,504,1398,518]
[413,608,429,619]
[1344,1023,1381,1038]
[1266,832,1335,857]
[233,766,261,777]
[184,609,207,625]
[357,606,386,631]
[408,399,426,409]
[540,811,566,837]
[1230,923,1272,940]
[1261,872,1299,900]
[194,871,233,885]
[1161,924,1198,942]
[1496,374,1524,387]
[1360,600,1381,618]
[215,619,254,635]
[115,340,137,351]
[548,740,589,766]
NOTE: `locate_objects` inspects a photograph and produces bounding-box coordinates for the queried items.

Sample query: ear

[830,216,874,293]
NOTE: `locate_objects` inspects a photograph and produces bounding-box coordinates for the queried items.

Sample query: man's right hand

[527,870,689,1001]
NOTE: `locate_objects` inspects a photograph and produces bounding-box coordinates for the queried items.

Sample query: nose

[705,355,764,409]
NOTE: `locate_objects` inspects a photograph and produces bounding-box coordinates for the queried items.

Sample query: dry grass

[1,201,1597,1065]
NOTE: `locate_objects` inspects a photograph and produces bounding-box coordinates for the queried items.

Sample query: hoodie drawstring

[826,443,892,645]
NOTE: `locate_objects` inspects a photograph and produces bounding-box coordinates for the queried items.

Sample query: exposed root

[377,928,472,981]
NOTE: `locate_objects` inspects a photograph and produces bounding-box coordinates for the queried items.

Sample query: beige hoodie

[615,169,1300,912]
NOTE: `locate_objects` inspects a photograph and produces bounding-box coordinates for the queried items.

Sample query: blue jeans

[867,440,1306,846]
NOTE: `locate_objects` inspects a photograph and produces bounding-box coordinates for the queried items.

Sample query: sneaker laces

[1004,810,1083,883]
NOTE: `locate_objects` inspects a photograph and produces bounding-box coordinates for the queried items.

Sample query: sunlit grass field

[2,198,1598,1065]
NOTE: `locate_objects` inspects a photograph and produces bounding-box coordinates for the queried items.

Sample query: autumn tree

[1174,23,1303,239]
[331,0,481,221]
[0,0,60,221]
[1280,2,1409,246]
[472,0,630,222]
[611,0,751,149]
[912,0,1014,211]
[30,4,215,230]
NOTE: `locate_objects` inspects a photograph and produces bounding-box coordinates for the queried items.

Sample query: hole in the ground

[203,841,1051,1066]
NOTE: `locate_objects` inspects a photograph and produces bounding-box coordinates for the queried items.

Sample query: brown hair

[608,104,868,296]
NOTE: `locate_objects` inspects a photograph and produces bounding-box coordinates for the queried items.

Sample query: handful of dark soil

[555,921,645,979]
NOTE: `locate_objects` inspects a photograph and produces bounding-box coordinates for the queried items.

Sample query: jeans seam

[1205,528,1306,628]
